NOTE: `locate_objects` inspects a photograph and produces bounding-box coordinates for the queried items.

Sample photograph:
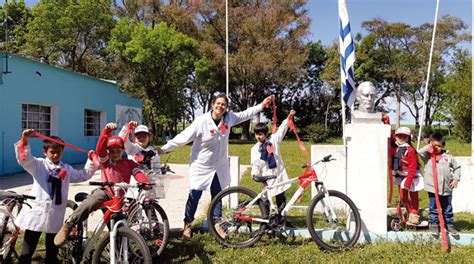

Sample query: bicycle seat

[0,190,22,200]
[74,192,89,202]
[252,175,277,183]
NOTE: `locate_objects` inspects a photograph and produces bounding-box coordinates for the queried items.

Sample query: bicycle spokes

[208,187,267,248]
[307,190,361,252]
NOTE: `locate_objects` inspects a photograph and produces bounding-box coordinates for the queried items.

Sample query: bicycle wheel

[207,186,268,248]
[92,227,152,264]
[127,201,169,257]
[58,200,82,264]
[0,202,21,262]
[306,190,361,252]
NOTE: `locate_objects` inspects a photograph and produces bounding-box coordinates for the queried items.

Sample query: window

[22,104,51,136]
[84,109,101,136]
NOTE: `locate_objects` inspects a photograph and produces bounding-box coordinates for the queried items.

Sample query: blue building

[0,53,142,175]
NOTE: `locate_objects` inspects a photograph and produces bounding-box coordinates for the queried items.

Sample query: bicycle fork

[315,183,339,224]
[110,219,129,264]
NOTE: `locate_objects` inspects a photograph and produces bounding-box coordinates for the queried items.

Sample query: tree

[198,1,310,139]
[21,0,114,77]
[108,19,209,137]
[356,16,470,130]
[283,41,341,138]
[0,0,32,54]
[440,50,472,142]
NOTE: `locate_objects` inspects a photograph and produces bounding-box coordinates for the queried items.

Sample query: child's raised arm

[273,110,296,143]
[96,123,117,162]
[14,129,41,177]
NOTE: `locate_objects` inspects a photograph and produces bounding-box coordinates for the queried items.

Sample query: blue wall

[0,54,141,175]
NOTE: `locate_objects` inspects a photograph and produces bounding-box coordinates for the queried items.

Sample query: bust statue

[352,81,381,124]
[356,81,376,113]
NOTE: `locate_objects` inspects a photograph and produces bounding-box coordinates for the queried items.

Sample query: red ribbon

[288,117,309,161]
[19,139,27,161]
[32,131,89,153]
[271,96,277,134]
[431,153,449,251]
[19,131,88,160]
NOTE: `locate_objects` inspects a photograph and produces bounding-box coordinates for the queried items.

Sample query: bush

[303,124,330,143]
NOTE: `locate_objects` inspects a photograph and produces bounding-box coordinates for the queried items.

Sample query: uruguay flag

[338,0,356,107]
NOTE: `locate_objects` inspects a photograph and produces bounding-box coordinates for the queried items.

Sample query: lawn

[24,138,473,262]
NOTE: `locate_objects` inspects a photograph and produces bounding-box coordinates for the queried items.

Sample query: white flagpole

[416,0,440,150]
[225,0,229,103]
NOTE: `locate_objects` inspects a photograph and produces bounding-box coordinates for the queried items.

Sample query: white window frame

[84,109,104,137]
[21,103,57,136]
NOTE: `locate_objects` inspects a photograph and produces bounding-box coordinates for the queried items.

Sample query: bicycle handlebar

[301,154,336,168]
[89,181,155,189]
[22,194,36,200]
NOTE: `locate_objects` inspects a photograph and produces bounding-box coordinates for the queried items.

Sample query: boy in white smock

[14,129,98,263]
[251,110,295,227]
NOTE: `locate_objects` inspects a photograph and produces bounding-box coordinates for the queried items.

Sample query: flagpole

[225,0,229,103]
[416,0,440,150]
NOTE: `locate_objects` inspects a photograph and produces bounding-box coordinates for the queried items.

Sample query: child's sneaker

[446,224,459,235]
[407,213,420,225]
[214,223,228,239]
[429,223,439,238]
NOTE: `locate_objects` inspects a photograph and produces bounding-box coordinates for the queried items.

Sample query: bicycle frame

[78,186,130,263]
[236,165,338,224]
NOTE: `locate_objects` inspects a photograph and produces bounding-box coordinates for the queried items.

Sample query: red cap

[107,136,124,148]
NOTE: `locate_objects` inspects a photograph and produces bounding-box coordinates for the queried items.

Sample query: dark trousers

[66,188,109,228]
[184,174,222,223]
[19,230,59,264]
[428,192,454,224]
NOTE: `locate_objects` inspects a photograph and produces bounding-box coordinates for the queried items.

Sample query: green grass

[158,233,474,263]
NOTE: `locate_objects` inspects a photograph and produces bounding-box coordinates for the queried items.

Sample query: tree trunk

[240,120,251,140]
[324,101,331,129]
[395,96,401,129]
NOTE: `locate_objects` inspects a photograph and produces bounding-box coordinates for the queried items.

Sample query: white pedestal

[345,123,391,236]
[311,145,346,197]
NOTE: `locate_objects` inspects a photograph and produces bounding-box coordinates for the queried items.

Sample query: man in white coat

[251,110,295,225]
[161,94,272,240]
[14,129,98,263]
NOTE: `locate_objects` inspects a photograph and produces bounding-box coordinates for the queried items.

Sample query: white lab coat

[162,104,263,190]
[251,119,291,197]
[13,142,98,233]
[119,125,160,198]
[118,125,161,168]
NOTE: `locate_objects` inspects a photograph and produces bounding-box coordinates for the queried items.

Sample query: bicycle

[0,191,35,262]
[207,154,362,252]
[125,169,171,258]
[58,182,152,264]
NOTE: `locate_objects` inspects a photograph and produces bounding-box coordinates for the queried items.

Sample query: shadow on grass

[456,219,474,233]
[156,232,216,263]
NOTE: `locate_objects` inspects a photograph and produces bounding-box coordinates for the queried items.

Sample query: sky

[23,0,472,123]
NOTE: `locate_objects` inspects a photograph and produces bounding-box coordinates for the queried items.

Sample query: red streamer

[288,117,309,161]
[431,153,450,251]
[271,96,277,134]
[32,131,89,153]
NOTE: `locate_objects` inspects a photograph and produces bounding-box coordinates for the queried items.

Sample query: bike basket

[150,174,171,199]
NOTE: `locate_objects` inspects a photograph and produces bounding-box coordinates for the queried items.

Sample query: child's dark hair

[211,93,229,106]
[43,136,65,151]
[254,122,268,135]
[430,133,446,146]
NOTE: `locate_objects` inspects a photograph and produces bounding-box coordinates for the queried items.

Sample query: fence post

[225,156,240,208]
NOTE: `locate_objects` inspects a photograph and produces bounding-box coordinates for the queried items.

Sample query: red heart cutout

[219,123,228,133]
[58,168,67,180]
[135,154,144,163]
[210,129,216,135]
[266,145,274,154]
